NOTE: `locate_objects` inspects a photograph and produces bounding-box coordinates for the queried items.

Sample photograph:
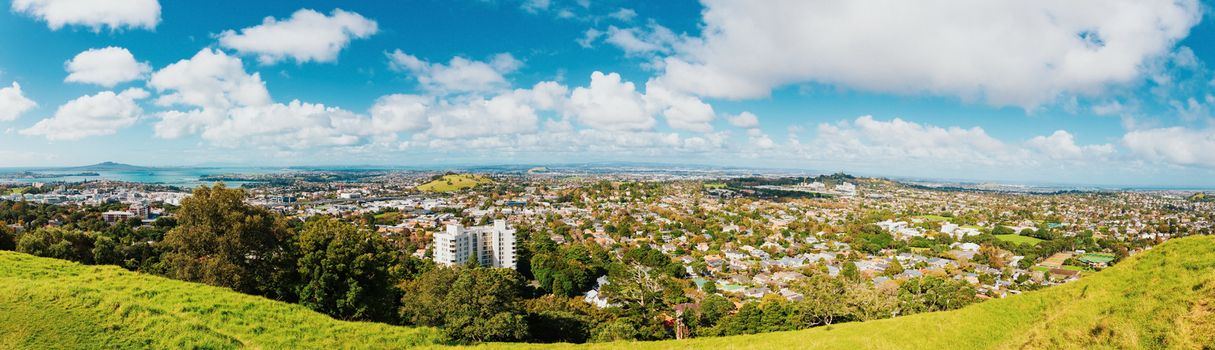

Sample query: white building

[835,182,857,196]
[102,211,135,223]
[432,219,517,269]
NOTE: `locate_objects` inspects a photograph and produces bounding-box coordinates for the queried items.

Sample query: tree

[400,266,530,342]
[399,266,459,327]
[0,224,17,251]
[601,263,667,310]
[884,259,905,276]
[593,318,641,342]
[443,268,530,342]
[852,224,897,254]
[897,276,978,315]
[295,217,400,322]
[844,282,898,321]
[992,225,1015,236]
[697,294,734,328]
[791,274,849,326]
[17,227,95,263]
[841,261,860,281]
[529,243,606,297]
[977,245,1007,269]
[523,295,600,343]
[702,280,718,294]
[161,184,297,299]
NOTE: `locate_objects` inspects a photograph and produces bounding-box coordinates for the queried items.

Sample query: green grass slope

[994,234,1045,245]
[3,236,1215,349]
[0,253,445,349]
[417,174,493,192]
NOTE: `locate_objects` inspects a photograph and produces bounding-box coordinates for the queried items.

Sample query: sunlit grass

[417,174,493,192]
[994,234,1044,245]
[0,253,446,349]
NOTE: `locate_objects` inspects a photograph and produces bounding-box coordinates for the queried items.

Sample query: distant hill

[61,161,155,172]
[1,236,1213,349]
[417,174,492,192]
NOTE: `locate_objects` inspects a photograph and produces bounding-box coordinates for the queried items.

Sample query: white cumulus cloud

[567,71,654,130]
[200,100,372,149]
[424,94,540,139]
[0,82,37,121]
[370,94,431,133]
[218,8,378,64]
[148,48,273,139]
[149,48,271,110]
[20,88,148,140]
[604,23,677,56]
[64,47,150,87]
[11,0,160,31]
[388,50,522,94]
[727,111,759,128]
[643,80,715,132]
[656,0,1202,108]
[1026,130,1114,161]
[1122,127,1215,168]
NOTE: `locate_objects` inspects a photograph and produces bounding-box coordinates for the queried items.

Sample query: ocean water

[0,167,285,188]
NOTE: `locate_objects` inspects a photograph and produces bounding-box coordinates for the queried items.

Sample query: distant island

[61,161,158,172]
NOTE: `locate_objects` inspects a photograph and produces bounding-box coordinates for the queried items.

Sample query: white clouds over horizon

[567,71,654,130]
[64,47,150,87]
[650,0,1202,109]
[218,9,378,65]
[200,100,372,149]
[144,48,380,149]
[792,116,1121,173]
[1026,130,1115,161]
[11,0,160,31]
[20,88,148,140]
[149,48,271,111]
[1122,127,1215,168]
[387,50,523,95]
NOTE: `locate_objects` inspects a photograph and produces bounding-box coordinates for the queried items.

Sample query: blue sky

[1,0,1214,187]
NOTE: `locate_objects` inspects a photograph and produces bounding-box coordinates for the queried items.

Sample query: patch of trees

[697,274,975,337]
[400,266,530,342]
[529,241,609,297]
[850,224,900,254]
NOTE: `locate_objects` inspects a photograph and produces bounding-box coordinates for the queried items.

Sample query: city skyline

[2,0,1215,187]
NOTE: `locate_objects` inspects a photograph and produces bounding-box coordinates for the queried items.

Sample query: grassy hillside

[3,236,1215,349]
[0,252,445,349]
[417,174,493,192]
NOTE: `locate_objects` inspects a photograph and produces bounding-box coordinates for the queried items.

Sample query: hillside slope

[2,236,1214,349]
[417,174,492,192]
[0,253,445,349]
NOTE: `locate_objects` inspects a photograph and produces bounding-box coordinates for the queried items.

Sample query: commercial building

[432,219,517,269]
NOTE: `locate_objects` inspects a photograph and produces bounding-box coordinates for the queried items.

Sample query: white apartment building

[432,219,517,269]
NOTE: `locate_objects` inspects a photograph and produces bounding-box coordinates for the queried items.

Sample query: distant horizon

[4,160,1214,191]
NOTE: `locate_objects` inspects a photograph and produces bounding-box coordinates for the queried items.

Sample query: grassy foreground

[3,236,1215,349]
[417,174,493,192]
[0,252,446,349]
